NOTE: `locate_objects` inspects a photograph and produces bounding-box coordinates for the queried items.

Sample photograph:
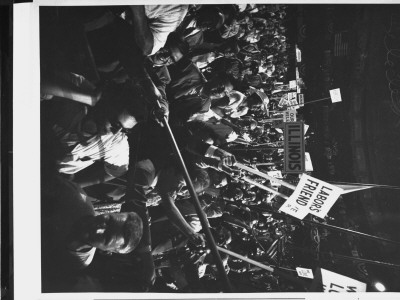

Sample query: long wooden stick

[217,246,274,272]
[242,176,288,199]
[236,162,296,190]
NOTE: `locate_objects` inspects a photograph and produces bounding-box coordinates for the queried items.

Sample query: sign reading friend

[283,122,305,174]
[279,174,343,219]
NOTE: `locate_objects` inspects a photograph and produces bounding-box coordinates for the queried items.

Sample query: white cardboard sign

[289,80,297,89]
[296,267,314,279]
[298,93,304,106]
[283,110,297,122]
[268,170,283,187]
[329,88,342,103]
[279,174,343,219]
[321,268,367,292]
[304,123,309,134]
[267,170,283,179]
[305,152,313,171]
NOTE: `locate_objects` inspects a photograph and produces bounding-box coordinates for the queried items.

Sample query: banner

[320,268,367,292]
[283,109,297,122]
[329,88,342,103]
[279,174,343,219]
[283,122,305,174]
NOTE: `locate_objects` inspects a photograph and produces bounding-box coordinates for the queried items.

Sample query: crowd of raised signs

[40,4,317,293]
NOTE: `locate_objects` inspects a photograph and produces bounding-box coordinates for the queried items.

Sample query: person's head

[187,120,224,145]
[215,226,232,246]
[205,74,234,100]
[78,212,143,254]
[192,169,211,194]
[152,33,188,66]
[91,83,149,135]
[209,169,228,188]
[244,90,268,112]
[251,126,264,139]
[196,6,225,31]
[226,187,243,201]
[218,39,240,57]
[234,116,258,131]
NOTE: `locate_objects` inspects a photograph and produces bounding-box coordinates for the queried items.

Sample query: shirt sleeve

[67,247,96,269]
[147,6,188,55]
[103,134,130,178]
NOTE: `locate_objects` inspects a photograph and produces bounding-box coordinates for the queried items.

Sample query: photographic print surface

[36,2,400,295]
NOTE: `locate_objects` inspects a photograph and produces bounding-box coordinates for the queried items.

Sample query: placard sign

[329,88,342,103]
[305,152,313,171]
[279,174,343,219]
[298,93,304,107]
[278,94,289,107]
[289,80,297,89]
[296,267,314,279]
[283,122,305,174]
[320,268,367,292]
[267,170,283,179]
[283,110,297,122]
[279,175,311,219]
[268,170,283,188]
[287,92,296,100]
[287,92,299,109]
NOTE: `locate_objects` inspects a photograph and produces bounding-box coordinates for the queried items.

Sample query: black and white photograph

[10,1,400,299]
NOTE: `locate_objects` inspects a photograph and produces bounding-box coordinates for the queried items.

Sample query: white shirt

[58,130,129,177]
[144,5,189,55]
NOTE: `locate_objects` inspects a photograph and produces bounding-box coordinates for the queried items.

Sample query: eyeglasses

[155,47,175,65]
[110,120,131,135]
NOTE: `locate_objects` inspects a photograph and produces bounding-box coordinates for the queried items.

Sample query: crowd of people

[40,4,309,293]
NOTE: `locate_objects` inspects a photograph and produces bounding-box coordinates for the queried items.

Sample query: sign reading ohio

[284,122,305,173]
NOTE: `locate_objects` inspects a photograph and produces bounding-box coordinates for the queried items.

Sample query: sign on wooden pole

[283,122,305,174]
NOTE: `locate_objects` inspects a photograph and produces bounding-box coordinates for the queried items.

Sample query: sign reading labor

[283,109,297,122]
[280,174,343,219]
[283,122,305,174]
[329,88,342,103]
[320,268,367,292]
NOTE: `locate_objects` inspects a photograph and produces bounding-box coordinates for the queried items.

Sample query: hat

[228,90,246,104]
[254,89,270,110]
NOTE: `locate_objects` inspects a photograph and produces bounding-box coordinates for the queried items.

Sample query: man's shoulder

[144,5,188,19]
